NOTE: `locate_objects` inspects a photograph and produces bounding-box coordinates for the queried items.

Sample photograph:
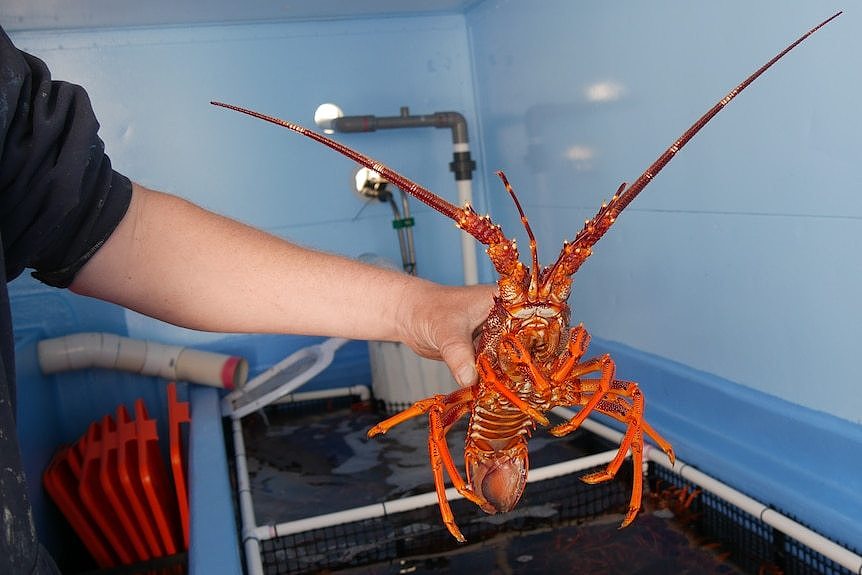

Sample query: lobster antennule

[496,171,541,300]
[551,10,841,280]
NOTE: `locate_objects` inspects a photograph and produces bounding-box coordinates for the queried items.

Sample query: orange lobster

[212,11,839,542]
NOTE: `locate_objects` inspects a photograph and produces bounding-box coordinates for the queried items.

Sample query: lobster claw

[466,445,528,514]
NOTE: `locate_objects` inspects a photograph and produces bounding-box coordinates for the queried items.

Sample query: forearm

[71,183,429,341]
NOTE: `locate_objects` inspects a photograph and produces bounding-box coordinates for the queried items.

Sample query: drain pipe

[322,107,479,285]
[552,408,862,575]
[38,332,249,390]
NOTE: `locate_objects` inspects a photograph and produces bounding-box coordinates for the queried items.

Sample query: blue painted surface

[0,0,485,33]
[187,386,242,575]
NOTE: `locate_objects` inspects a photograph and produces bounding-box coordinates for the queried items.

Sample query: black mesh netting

[257,463,630,574]
[649,464,858,575]
[237,400,858,575]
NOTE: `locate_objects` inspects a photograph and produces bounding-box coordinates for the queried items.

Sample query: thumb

[439,339,479,388]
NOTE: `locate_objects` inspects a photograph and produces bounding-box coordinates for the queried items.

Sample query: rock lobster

[212,10,839,542]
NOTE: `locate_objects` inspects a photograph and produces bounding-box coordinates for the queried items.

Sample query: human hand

[395,282,495,388]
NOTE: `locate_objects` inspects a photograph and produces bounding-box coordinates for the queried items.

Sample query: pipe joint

[450,151,476,181]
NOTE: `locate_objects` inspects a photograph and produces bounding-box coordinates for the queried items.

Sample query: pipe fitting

[331,107,470,145]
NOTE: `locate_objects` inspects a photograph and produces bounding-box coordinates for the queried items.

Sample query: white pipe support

[272,385,371,405]
[37,332,248,390]
[231,417,265,575]
[455,176,479,286]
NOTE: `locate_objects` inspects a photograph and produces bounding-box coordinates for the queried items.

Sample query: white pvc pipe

[552,408,862,575]
[252,448,620,541]
[231,417,264,575]
[271,385,371,405]
[455,174,479,286]
[38,332,248,390]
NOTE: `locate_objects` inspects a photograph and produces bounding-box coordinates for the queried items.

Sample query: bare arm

[70,183,493,386]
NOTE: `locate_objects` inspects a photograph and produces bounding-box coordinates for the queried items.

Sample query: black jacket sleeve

[0,26,132,288]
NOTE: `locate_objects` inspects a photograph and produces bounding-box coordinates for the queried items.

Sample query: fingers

[444,284,494,387]
[398,282,494,388]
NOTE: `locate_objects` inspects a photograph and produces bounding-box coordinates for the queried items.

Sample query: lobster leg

[477,352,549,425]
[497,324,602,398]
[494,327,616,430]
[551,378,647,526]
[642,420,674,461]
[570,382,675,465]
[554,378,674,527]
[548,353,615,433]
[550,323,591,382]
[367,388,485,541]
[580,381,646,527]
[553,377,674,463]
[436,396,490,511]
[427,406,469,541]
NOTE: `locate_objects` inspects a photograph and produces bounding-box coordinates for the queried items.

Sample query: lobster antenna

[554,10,841,278]
[210,101,464,222]
[496,171,541,299]
[212,101,522,277]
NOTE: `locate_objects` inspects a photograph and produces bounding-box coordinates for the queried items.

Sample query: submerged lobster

[212,11,839,542]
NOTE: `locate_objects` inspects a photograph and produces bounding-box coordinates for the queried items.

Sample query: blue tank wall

[466,0,859,424]
[464,0,861,551]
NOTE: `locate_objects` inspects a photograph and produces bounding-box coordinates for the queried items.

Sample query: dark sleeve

[0,26,132,288]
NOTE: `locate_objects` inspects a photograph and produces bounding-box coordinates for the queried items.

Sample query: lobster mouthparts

[468,450,528,514]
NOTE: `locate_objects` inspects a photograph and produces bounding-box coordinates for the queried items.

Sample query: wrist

[391,275,435,347]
